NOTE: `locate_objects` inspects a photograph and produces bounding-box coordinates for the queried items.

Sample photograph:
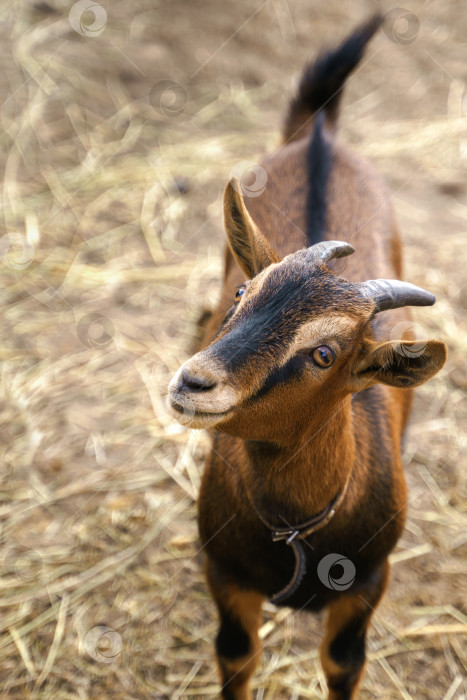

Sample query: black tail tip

[283,14,382,141]
[360,13,384,38]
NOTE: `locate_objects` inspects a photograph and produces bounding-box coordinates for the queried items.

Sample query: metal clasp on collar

[271,529,299,545]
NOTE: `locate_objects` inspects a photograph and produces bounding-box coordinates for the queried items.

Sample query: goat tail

[282,14,382,143]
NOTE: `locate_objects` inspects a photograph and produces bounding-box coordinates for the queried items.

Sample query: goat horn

[360,279,436,312]
[311,240,356,262]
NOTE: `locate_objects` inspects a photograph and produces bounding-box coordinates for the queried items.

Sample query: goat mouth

[170,400,231,418]
[168,398,234,426]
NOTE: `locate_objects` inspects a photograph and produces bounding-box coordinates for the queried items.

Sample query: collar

[250,478,349,605]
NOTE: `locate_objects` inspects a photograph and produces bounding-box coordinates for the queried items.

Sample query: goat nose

[180,367,217,392]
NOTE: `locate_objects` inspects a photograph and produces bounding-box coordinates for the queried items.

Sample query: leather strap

[251,479,349,605]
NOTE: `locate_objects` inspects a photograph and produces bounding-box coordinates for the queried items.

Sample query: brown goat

[167,17,447,700]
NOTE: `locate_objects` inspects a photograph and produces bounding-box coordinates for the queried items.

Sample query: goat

[167,16,447,700]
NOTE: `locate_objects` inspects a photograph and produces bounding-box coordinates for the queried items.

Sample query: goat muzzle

[167,354,238,428]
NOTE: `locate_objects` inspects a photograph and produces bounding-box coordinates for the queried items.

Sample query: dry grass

[0,1,465,698]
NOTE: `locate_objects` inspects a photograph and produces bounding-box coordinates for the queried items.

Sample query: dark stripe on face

[210,262,357,373]
[211,276,305,370]
[248,355,306,402]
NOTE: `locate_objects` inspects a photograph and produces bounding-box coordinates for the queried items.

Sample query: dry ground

[0,0,465,698]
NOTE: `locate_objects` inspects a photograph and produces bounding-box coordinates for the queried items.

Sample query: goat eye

[311,346,335,368]
[235,287,245,301]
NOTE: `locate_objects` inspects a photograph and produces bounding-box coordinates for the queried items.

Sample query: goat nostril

[181,368,217,392]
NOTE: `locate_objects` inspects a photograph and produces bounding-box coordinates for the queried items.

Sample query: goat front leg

[320,559,390,700]
[206,559,265,700]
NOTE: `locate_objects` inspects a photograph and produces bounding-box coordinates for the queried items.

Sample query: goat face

[167,182,446,439]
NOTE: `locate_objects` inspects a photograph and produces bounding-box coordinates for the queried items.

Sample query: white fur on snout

[167,353,239,428]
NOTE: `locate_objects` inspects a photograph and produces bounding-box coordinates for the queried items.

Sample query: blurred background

[0,0,465,698]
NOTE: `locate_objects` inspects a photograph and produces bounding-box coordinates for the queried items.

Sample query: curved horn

[311,240,355,263]
[360,279,436,313]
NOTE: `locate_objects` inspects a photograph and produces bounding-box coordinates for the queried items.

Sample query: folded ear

[351,339,447,391]
[223,180,281,278]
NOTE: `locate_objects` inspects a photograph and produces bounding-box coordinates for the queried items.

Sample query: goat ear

[223,180,282,278]
[351,339,447,391]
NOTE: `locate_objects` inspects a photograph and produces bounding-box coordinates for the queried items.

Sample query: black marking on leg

[221,686,237,700]
[216,615,251,660]
[327,670,360,697]
[329,619,366,669]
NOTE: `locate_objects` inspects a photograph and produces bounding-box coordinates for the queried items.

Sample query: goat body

[168,16,446,700]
